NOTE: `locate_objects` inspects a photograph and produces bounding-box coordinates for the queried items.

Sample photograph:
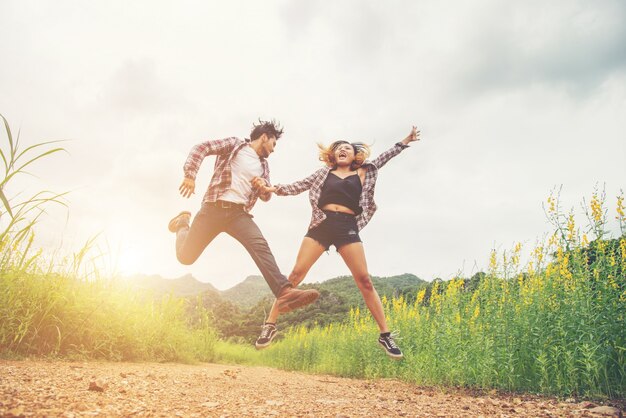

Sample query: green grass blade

[0,187,13,218]
[1,114,14,152]
[14,140,68,164]
[1,148,66,188]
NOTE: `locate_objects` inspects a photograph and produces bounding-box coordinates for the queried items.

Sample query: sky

[1,1,625,290]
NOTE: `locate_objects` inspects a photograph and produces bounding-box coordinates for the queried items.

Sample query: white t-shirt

[220,144,263,205]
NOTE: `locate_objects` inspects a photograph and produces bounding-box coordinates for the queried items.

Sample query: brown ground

[0,360,623,417]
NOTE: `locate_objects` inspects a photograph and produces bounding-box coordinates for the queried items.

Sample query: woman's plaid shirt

[183,137,271,213]
[274,142,409,231]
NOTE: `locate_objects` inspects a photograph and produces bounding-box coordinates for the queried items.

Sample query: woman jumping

[252,126,421,359]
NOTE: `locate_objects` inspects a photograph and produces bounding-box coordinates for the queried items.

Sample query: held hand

[251,176,265,191]
[179,177,195,198]
[401,125,421,145]
[251,176,275,194]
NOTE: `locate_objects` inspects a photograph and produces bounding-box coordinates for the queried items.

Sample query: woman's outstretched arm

[252,167,327,196]
[371,126,421,169]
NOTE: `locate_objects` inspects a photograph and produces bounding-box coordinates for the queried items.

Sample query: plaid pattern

[183,137,271,212]
[275,142,408,231]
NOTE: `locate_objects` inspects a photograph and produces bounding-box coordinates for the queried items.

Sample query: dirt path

[0,360,623,417]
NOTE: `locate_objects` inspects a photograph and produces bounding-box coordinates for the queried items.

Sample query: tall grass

[0,114,217,362]
[249,187,625,399]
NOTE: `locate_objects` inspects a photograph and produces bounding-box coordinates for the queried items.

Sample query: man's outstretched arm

[179,177,196,198]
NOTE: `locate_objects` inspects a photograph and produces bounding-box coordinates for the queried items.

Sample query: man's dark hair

[250,119,284,141]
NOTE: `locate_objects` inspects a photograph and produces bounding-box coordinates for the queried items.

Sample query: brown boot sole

[277,290,320,314]
[168,211,191,232]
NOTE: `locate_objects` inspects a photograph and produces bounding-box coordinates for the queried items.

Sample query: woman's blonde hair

[317,140,371,169]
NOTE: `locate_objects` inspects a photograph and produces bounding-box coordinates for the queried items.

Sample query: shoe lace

[386,331,402,349]
[260,324,274,339]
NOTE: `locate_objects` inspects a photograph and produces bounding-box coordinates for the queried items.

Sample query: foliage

[220,275,274,309]
[239,188,626,399]
[188,273,427,343]
[0,114,217,362]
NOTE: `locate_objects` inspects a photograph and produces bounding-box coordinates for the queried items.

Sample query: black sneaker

[378,331,403,360]
[255,323,277,350]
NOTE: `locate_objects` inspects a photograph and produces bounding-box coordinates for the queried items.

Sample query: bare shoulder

[357,167,366,183]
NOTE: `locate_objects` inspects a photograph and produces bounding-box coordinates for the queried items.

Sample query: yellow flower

[431,282,442,313]
[567,213,576,241]
[445,278,464,299]
[416,289,426,304]
[591,192,603,224]
[548,233,558,248]
[512,242,522,266]
[489,249,498,271]
[472,305,480,320]
[547,196,556,214]
[393,295,404,314]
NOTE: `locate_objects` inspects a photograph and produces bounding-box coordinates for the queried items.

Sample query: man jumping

[168,119,320,313]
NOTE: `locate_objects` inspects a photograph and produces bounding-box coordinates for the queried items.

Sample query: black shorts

[305,210,362,251]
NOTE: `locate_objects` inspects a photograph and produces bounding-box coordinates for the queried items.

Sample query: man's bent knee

[176,252,197,265]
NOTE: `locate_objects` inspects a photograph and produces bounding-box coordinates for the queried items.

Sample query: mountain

[221,275,274,309]
[212,273,428,310]
[128,273,219,297]
[127,272,428,343]
[208,273,428,343]
[218,273,427,308]
[127,272,426,308]
[311,273,427,306]
[126,273,273,307]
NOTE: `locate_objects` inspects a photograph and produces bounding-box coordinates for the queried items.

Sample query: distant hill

[217,273,427,309]
[128,272,426,308]
[126,273,273,307]
[128,272,428,343]
[127,273,219,297]
[221,275,273,309]
[311,273,427,306]
[211,273,428,343]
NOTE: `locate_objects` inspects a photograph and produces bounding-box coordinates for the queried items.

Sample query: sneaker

[255,323,277,350]
[168,211,191,232]
[276,287,320,314]
[378,331,403,360]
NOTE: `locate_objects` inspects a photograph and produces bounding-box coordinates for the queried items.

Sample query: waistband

[322,209,356,218]
[206,200,246,210]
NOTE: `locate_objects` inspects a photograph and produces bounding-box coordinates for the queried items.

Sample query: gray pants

[175,202,291,297]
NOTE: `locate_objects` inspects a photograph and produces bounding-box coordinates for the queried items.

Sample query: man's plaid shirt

[274,142,409,231]
[183,137,271,213]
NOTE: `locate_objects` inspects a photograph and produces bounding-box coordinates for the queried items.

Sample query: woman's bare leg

[337,242,389,333]
[265,237,326,324]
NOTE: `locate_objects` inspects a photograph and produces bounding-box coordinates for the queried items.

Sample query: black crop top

[317,172,363,215]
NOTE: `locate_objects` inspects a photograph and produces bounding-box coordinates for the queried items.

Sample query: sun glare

[116,247,146,276]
